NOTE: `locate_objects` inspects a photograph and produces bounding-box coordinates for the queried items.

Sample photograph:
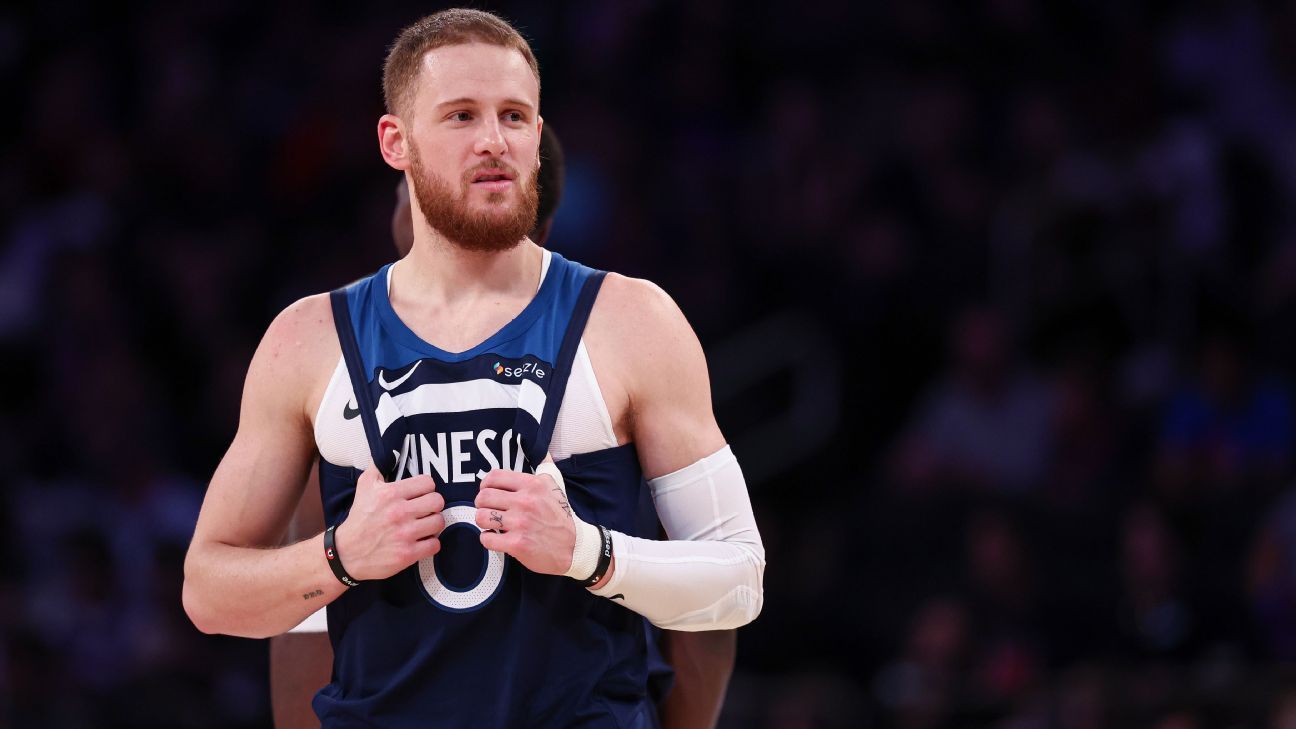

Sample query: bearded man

[183,9,764,727]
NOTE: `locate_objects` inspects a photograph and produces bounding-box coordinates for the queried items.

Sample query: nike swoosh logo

[378,361,421,391]
[342,400,360,420]
[609,594,625,601]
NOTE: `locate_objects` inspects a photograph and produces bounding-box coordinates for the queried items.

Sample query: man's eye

[504,111,525,123]
[449,112,472,122]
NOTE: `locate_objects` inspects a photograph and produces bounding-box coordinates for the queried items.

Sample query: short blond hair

[382,9,540,116]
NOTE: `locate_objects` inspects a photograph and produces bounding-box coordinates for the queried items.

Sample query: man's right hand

[333,468,446,581]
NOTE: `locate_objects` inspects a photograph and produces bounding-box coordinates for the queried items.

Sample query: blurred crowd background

[6,0,1296,727]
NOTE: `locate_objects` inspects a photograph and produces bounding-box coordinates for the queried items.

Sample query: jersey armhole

[574,339,620,448]
[312,356,348,445]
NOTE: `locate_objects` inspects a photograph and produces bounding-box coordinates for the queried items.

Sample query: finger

[474,507,508,532]
[411,537,441,560]
[474,487,516,511]
[479,469,528,492]
[407,491,445,518]
[412,512,445,539]
[393,474,438,499]
[479,530,515,554]
[357,466,387,489]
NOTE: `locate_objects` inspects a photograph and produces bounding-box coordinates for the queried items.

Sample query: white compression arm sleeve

[588,444,765,631]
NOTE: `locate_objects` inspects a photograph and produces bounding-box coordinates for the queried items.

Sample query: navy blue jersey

[313,253,663,728]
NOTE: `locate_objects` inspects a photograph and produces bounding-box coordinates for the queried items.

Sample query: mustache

[462,160,523,184]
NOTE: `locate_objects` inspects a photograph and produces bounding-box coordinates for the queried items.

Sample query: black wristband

[324,525,361,588]
[582,525,614,588]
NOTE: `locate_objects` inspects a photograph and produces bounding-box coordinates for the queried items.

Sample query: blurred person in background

[1116,503,1200,662]
[1041,353,1121,510]
[1156,321,1294,502]
[890,304,1054,496]
[961,509,1043,713]
[872,596,971,729]
[1247,483,1296,661]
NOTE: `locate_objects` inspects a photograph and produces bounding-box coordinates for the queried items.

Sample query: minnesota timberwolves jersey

[312,251,664,728]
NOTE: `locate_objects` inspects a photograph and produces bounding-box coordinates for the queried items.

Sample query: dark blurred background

[7,0,1296,727]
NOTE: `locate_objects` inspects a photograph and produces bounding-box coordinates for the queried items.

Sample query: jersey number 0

[417,503,506,611]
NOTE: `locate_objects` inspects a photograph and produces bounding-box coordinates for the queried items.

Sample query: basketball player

[184,10,763,727]
[271,129,738,729]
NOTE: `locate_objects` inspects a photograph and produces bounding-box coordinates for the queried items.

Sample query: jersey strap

[330,288,397,481]
[526,270,607,464]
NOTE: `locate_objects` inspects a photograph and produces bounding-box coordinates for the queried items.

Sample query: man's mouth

[471,167,515,193]
[472,168,516,187]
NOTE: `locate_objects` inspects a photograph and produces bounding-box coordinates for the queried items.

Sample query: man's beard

[408,144,539,254]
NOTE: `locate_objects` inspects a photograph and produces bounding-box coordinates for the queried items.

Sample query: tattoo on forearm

[551,487,572,517]
[303,589,324,600]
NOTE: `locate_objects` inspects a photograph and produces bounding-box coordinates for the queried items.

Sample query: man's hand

[333,467,445,581]
[474,465,576,575]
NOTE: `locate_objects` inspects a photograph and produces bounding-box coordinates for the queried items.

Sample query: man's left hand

[474,463,577,575]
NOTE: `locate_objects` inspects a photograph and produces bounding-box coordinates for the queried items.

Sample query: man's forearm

[183,534,346,639]
[587,446,765,630]
[660,630,737,729]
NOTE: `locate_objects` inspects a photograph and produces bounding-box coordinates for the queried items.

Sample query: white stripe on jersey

[375,378,547,436]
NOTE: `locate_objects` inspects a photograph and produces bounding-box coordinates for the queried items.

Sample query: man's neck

[393,231,541,309]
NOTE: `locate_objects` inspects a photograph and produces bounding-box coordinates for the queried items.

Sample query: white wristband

[535,460,601,581]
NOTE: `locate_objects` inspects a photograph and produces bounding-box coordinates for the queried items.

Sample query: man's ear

[379,114,411,171]
[536,114,544,168]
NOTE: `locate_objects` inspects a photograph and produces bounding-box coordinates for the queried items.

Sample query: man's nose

[474,118,507,156]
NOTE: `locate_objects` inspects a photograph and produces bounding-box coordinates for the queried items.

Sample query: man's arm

[660,630,737,729]
[183,296,344,637]
[183,295,446,638]
[622,278,743,723]
[583,274,765,630]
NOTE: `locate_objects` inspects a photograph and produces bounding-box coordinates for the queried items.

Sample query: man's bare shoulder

[586,273,708,395]
[588,272,694,350]
[261,293,340,367]
[248,293,341,422]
